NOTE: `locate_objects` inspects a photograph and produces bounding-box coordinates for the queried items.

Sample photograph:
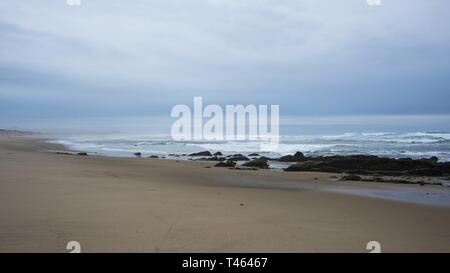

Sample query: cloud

[1,0,450,118]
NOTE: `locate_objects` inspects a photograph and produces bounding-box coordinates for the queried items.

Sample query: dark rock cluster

[168,150,450,177]
[284,154,450,177]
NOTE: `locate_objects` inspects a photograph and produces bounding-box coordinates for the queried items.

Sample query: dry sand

[1,133,450,252]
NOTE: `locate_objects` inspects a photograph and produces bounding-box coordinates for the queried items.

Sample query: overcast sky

[1,0,450,123]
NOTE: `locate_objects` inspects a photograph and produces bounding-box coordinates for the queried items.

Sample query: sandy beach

[1,132,450,253]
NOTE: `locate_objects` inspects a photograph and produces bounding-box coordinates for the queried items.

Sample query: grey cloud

[0,0,450,120]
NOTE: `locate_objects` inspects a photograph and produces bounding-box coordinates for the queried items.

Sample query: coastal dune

[1,134,450,252]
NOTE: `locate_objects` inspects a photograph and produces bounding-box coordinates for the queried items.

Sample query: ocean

[5,114,448,164]
[51,131,450,163]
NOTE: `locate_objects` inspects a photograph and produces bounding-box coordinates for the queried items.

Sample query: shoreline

[43,133,450,208]
[1,131,450,252]
[45,130,450,163]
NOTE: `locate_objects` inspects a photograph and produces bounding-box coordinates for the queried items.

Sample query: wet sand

[1,133,450,252]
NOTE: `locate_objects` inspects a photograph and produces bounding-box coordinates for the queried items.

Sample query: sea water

[51,131,450,163]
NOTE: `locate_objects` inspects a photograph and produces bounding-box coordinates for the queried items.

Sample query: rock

[278,151,305,162]
[77,152,88,156]
[408,168,443,176]
[283,154,448,177]
[437,162,450,174]
[227,154,250,161]
[242,158,269,169]
[149,155,159,159]
[248,153,260,157]
[189,151,212,157]
[278,155,294,162]
[213,152,223,156]
[340,175,362,181]
[430,156,439,163]
[133,152,142,157]
[214,160,236,168]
